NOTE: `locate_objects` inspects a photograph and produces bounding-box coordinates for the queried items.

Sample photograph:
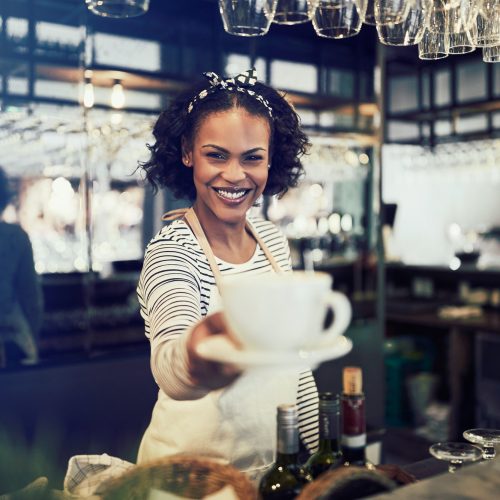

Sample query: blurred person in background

[0,166,43,366]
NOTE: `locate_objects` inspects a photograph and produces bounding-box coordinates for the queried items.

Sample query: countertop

[375,457,500,499]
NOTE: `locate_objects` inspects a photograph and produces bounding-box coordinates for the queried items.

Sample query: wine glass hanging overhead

[216,0,500,62]
[273,0,317,24]
[85,0,150,18]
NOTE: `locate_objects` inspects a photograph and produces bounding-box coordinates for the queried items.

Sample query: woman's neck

[192,202,255,264]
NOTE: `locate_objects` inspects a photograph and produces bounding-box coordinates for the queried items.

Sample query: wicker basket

[297,466,398,500]
[98,455,257,500]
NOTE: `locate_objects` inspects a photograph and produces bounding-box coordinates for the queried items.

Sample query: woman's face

[183,107,270,226]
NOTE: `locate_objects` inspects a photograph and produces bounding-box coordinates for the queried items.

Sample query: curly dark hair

[0,166,12,213]
[139,75,309,201]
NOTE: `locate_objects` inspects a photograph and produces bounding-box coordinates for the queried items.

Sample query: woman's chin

[216,208,248,225]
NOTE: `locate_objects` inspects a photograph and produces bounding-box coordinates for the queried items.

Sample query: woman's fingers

[186,312,242,390]
[204,311,243,349]
[202,311,227,334]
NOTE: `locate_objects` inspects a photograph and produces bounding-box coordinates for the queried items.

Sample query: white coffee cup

[220,271,352,352]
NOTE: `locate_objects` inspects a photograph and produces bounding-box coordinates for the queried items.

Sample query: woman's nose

[221,160,246,183]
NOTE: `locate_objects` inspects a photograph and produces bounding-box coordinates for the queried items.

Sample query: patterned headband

[187,68,273,118]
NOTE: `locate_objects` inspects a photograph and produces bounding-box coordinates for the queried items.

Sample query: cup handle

[319,291,352,344]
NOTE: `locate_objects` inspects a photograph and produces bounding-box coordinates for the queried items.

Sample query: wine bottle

[259,404,312,499]
[341,366,367,467]
[305,392,343,478]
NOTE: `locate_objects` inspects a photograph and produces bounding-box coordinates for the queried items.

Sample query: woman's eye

[206,152,225,160]
[244,155,264,162]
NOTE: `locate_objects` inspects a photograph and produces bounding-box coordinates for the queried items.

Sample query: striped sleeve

[138,235,210,400]
[297,370,319,453]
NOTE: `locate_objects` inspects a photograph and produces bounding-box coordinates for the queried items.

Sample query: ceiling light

[111,80,125,109]
[83,79,94,109]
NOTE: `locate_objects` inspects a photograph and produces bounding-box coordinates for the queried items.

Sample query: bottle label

[319,412,339,440]
[341,433,366,448]
[341,396,366,436]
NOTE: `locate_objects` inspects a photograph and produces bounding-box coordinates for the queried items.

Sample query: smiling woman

[185,109,270,235]
[135,69,318,478]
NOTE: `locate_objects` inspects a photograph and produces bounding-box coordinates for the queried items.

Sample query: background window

[94,33,161,72]
[225,54,267,82]
[36,22,81,47]
[434,69,451,107]
[327,68,355,99]
[271,60,317,93]
[457,61,486,103]
[389,75,419,113]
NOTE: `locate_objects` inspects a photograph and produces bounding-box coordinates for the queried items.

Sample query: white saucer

[196,335,353,370]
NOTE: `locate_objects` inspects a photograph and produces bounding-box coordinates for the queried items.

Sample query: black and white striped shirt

[137,216,319,454]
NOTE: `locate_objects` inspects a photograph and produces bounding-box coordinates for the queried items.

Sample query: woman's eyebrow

[201,144,267,154]
[202,144,229,153]
[244,147,267,154]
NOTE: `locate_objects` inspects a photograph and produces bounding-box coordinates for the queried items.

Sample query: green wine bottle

[305,392,343,478]
[259,404,312,499]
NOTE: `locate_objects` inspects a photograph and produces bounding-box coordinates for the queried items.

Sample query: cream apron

[138,208,301,479]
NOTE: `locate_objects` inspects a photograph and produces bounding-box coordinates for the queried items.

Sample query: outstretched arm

[139,240,238,400]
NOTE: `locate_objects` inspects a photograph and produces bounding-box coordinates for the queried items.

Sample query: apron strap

[245,220,282,274]
[162,208,189,222]
[161,207,283,289]
[184,208,225,290]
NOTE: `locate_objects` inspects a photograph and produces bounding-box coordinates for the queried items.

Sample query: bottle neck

[275,452,300,466]
[317,437,340,453]
[319,408,340,438]
[277,421,299,456]
[318,407,341,453]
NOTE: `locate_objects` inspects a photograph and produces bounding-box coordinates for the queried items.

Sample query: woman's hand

[186,312,241,391]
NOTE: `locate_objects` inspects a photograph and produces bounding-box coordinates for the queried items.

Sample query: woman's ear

[181,137,193,168]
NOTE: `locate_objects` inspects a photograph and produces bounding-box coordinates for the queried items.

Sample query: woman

[137,70,319,476]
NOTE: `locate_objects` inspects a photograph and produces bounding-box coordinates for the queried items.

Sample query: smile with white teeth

[213,188,250,201]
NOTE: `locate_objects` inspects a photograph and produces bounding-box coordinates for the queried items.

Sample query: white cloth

[63,454,134,497]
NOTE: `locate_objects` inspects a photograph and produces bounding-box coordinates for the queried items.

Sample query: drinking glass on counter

[429,442,483,473]
[463,429,500,460]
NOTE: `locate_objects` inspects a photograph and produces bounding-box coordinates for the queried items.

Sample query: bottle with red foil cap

[341,366,367,466]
